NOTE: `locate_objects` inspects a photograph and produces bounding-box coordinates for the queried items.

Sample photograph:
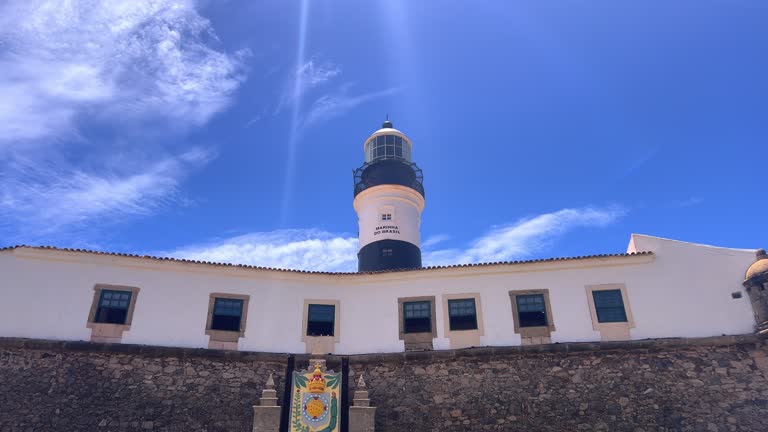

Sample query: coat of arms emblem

[289,363,341,432]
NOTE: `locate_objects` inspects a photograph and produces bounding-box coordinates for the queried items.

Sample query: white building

[1,121,767,355]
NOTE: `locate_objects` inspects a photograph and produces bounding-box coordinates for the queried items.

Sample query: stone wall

[2,336,768,432]
[0,339,287,432]
[349,337,768,432]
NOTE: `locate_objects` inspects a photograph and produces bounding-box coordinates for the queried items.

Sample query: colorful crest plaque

[289,363,341,432]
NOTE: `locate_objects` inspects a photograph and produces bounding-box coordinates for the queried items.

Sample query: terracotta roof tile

[0,245,653,275]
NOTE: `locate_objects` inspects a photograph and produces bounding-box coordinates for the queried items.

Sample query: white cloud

[0,148,214,237]
[423,207,626,267]
[304,86,399,126]
[422,234,451,249]
[298,59,343,88]
[0,0,241,242]
[165,206,625,272]
[274,57,396,127]
[167,230,359,272]
[0,0,246,146]
[276,58,342,113]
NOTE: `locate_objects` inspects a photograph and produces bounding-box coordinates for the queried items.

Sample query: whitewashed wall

[0,234,759,354]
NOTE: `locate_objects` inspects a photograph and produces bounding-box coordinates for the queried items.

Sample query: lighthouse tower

[353,120,425,272]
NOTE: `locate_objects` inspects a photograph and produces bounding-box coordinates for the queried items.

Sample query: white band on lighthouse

[353,184,425,250]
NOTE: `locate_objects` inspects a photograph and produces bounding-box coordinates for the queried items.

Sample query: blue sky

[1,0,766,271]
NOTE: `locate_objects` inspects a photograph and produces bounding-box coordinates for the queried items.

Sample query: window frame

[205,293,250,347]
[585,284,635,341]
[447,298,478,331]
[301,299,341,347]
[94,289,133,325]
[591,290,628,323]
[306,303,336,337]
[365,134,412,163]
[210,297,245,332]
[509,289,556,341]
[87,284,140,327]
[403,300,433,334]
[86,284,141,343]
[515,294,548,328]
[398,296,436,349]
[440,293,485,349]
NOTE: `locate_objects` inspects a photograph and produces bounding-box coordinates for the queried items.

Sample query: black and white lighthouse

[353,120,425,272]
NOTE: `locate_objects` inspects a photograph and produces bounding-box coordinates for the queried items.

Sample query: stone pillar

[252,373,280,432]
[349,374,376,432]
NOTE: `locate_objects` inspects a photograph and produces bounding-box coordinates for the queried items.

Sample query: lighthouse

[353,120,425,272]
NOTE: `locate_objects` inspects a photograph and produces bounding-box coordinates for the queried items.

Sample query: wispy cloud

[673,197,704,208]
[0,0,247,146]
[623,148,658,178]
[422,234,451,249]
[245,108,267,128]
[423,207,626,266]
[304,86,399,126]
[275,57,395,128]
[0,1,243,243]
[276,58,342,113]
[165,206,625,272]
[0,148,215,239]
[167,229,359,272]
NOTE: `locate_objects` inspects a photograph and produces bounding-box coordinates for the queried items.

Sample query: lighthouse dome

[363,120,412,163]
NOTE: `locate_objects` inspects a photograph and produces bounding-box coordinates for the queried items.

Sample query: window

[365,134,410,162]
[94,289,133,324]
[509,290,555,345]
[448,299,478,331]
[592,290,627,323]
[205,294,250,350]
[516,294,548,327]
[441,294,484,349]
[381,213,392,221]
[382,248,393,257]
[585,284,634,342]
[87,285,140,343]
[403,301,432,333]
[211,298,244,331]
[398,296,436,350]
[301,300,340,353]
[307,304,335,336]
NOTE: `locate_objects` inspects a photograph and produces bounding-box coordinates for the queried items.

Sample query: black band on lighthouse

[358,239,422,272]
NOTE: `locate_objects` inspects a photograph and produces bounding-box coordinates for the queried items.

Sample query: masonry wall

[351,336,768,432]
[3,336,768,432]
[0,339,287,432]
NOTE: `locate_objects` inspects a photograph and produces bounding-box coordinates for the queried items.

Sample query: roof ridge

[0,244,653,275]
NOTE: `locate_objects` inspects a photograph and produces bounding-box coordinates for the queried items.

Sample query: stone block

[208,340,238,350]
[259,397,278,406]
[353,398,370,407]
[349,406,376,432]
[252,405,280,432]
